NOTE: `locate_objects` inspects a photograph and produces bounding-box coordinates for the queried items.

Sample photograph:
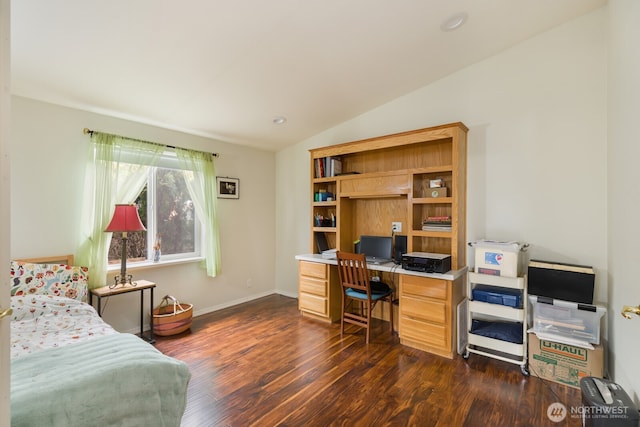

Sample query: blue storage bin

[470,319,523,344]
[472,285,522,308]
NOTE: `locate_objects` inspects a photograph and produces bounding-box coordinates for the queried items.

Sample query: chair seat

[348,281,391,294]
[346,285,392,300]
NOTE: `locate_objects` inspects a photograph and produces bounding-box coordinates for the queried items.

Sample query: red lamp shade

[105,204,146,232]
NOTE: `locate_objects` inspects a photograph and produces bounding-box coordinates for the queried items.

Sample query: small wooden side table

[90,280,156,344]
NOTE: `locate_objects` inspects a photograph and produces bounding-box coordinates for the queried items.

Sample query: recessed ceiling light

[273,116,287,125]
[441,12,467,31]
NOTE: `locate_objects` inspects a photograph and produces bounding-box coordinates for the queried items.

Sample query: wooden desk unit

[295,255,465,359]
[300,122,468,358]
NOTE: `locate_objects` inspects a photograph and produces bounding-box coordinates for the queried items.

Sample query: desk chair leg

[340,296,346,338]
[389,295,394,335]
[366,301,372,344]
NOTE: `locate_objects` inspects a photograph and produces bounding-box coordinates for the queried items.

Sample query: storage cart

[463,271,529,376]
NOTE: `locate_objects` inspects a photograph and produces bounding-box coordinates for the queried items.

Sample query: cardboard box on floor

[528,333,604,389]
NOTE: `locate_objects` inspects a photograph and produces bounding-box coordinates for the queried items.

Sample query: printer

[401,252,451,274]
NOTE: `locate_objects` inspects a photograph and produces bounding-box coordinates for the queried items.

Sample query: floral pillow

[10,261,89,302]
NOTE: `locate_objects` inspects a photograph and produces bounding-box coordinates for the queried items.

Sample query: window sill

[107,257,204,273]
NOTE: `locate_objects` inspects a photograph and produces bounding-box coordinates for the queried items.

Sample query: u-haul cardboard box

[528,333,604,389]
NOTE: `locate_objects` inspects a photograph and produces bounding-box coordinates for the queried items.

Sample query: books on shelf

[422,215,452,232]
[314,156,342,178]
[423,215,451,223]
[330,158,342,176]
[422,225,452,232]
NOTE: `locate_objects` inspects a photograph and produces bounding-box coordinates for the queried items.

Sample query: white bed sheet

[10,294,116,359]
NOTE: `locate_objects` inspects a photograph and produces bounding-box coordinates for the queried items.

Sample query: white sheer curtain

[77,133,164,288]
[175,148,221,276]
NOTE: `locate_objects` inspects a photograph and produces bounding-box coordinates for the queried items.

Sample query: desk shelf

[308,122,467,271]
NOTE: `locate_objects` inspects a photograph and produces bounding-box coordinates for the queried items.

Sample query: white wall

[607,0,640,404]
[11,97,277,333]
[277,8,607,299]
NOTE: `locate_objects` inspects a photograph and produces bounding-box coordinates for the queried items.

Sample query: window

[108,166,201,265]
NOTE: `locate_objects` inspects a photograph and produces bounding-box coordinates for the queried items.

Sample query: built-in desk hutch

[298,122,468,359]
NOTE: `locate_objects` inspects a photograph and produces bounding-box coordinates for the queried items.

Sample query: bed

[9,255,191,427]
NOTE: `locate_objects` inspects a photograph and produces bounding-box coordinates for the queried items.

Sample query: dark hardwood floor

[154,294,582,427]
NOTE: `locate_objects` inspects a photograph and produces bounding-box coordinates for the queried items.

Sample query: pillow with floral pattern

[10,261,89,302]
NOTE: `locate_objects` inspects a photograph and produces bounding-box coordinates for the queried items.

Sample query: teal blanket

[11,333,190,427]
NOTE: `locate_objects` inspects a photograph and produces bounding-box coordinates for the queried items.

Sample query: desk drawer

[399,316,447,348]
[400,295,446,324]
[299,277,327,297]
[299,261,328,280]
[401,276,447,300]
[299,292,327,316]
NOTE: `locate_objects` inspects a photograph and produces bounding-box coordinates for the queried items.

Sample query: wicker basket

[152,295,193,336]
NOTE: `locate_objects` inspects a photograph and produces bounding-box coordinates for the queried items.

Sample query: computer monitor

[359,235,392,263]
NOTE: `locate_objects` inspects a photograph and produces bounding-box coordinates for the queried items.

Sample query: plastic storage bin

[469,240,528,277]
[472,285,522,308]
[529,295,606,346]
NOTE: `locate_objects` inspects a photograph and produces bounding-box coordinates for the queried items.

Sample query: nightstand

[90,280,156,344]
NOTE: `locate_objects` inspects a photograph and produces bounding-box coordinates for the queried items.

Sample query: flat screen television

[358,235,392,263]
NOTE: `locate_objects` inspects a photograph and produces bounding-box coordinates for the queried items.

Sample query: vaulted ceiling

[11,0,606,151]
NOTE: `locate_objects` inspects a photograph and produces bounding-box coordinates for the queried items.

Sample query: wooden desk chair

[336,251,394,344]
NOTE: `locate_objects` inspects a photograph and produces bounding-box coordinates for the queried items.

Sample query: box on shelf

[427,187,447,198]
[469,240,528,277]
[472,285,522,308]
[528,333,604,389]
[529,296,606,346]
[528,260,595,305]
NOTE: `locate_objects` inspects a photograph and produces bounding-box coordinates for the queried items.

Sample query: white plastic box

[529,296,606,347]
[470,240,528,277]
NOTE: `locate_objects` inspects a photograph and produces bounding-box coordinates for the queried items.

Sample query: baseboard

[132,291,297,334]
[192,290,278,317]
[276,289,298,299]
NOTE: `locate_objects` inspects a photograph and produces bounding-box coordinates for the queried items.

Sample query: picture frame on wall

[216,177,240,199]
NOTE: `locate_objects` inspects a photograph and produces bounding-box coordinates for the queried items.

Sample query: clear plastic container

[530,296,606,345]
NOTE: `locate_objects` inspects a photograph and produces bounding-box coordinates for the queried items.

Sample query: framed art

[217,177,240,199]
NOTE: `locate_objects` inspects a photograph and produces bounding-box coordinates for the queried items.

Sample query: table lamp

[105,203,146,288]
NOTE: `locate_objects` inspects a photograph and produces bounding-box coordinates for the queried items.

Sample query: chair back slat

[336,252,370,296]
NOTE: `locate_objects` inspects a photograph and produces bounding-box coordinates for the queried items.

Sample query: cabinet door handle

[0,307,13,320]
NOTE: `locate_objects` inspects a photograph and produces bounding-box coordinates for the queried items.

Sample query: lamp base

[110,274,137,289]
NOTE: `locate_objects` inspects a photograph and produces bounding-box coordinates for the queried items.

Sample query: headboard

[14,254,75,265]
